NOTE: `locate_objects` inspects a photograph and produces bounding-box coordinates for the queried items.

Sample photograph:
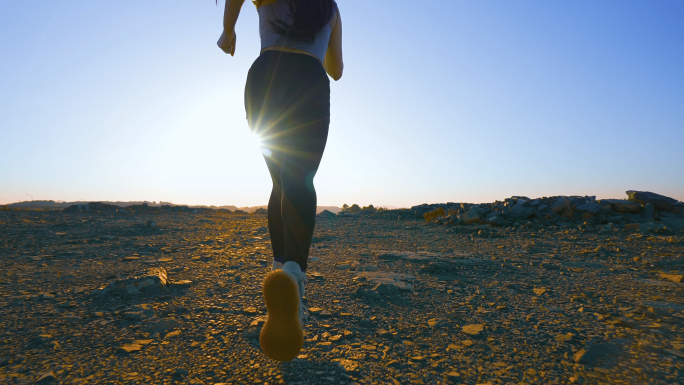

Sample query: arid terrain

[1,195,684,384]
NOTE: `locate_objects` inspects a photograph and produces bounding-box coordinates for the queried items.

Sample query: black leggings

[244,50,330,272]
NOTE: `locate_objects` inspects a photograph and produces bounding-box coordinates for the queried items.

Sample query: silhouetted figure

[218,0,343,361]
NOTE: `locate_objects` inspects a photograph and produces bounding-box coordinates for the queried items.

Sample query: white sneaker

[272,261,283,271]
[282,261,309,323]
[260,260,307,361]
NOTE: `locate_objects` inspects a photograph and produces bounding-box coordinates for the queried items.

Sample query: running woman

[218,0,343,361]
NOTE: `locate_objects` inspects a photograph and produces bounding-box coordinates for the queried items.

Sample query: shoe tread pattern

[260,270,303,361]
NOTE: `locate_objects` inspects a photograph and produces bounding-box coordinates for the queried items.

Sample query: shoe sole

[260,270,303,361]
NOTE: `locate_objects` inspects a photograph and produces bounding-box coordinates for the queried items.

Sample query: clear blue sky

[2,1,683,207]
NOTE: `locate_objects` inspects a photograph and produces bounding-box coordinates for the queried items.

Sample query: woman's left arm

[218,0,245,55]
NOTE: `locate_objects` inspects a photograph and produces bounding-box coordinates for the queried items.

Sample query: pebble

[462,324,484,336]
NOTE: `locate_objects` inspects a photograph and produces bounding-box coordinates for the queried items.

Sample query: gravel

[0,207,683,384]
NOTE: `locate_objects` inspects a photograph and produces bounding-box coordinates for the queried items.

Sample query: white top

[257,0,338,62]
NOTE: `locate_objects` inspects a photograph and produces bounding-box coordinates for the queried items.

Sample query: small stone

[61,315,81,323]
[335,264,351,270]
[461,340,474,347]
[446,372,461,382]
[428,318,444,327]
[171,280,192,288]
[387,360,401,368]
[333,358,359,373]
[625,223,640,230]
[659,272,683,283]
[555,333,576,343]
[308,307,323,314]
[462,324,484,336]
[118,344,143,353]
[165,330,181,338]
[533,288,547,296]
[581,212,594,221]
[250,317,265,327]
[36,372,56,383]
[123,256,141,261]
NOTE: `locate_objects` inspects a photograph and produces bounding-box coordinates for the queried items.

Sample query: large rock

[626,190,678,209]
[462,324,484,336]
[460,207,481,225]
[507,204,533,219]
[484,214,507,227]
[551,197,570,213]
[642,203,655,221]
[575,202,603,214]
[661,216,684,231]
[373,283,402,297]
[602,199,642,213]
[92,268,168,298]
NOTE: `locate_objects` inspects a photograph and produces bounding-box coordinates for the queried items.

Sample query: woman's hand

[217,30,237,56]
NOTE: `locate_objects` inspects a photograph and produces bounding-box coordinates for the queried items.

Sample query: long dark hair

[271,0,335,42]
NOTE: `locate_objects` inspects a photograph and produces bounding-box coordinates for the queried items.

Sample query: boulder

[507,204,533,219]
[642,203,655,221]
[423,207,445,223]
[626,190,678,210]
[551,197,570,213]
[661,216,684,231]
[460,207,481,225]
[602,199,642,213]
[92,268,168,298]
[484,215,507,227]
[373,283,402,297]
[575,202,603,214]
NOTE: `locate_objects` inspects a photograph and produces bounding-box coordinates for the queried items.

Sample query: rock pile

[343,190,683,234]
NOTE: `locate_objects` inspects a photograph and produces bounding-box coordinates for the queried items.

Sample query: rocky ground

[1,193,684,385]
